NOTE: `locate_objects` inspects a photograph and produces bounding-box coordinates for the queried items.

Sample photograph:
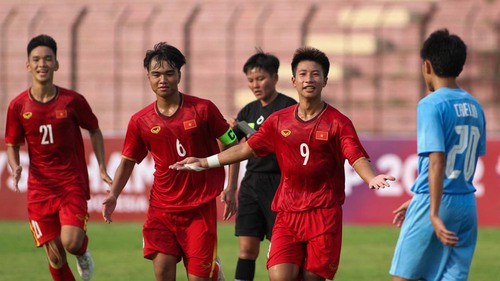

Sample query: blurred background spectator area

[1,0,499,135]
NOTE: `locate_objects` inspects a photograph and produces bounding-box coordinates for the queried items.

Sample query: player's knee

[239,242,260,259]
[152,253,177,281]
[60,225,86,254]
[62,238,82,254]
[239,249,259,260]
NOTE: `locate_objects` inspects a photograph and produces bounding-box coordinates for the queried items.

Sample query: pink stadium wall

[1,0,500,134]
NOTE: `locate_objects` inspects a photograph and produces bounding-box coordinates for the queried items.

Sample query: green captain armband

[218,128,237,145]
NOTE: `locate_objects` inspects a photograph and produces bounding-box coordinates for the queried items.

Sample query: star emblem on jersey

[316,131,328,140]
[150,126,161,134]
[183,119,197,130]
[23,112,33,119]
[281,130,291,137]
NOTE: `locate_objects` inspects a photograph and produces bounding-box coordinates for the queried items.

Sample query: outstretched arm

[102,158,136,223]
[88,128,113,185]
[429,152,458,247]
[352,157,395,189]
[6,145,22,192]
[169,142,255,171]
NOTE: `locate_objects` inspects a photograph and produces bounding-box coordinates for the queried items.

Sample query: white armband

[206,155,221,168]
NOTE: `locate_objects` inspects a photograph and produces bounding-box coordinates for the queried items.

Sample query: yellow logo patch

[281,130,291,137]
[150,126,161,134]
[23,112,33,119]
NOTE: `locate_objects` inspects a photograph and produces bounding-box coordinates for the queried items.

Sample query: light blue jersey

[411,87,486,194]
[391,87,486,281]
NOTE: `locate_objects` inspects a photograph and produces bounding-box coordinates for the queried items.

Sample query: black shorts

[235,172,280,241]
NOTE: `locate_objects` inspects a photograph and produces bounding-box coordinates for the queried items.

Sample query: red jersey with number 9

[5,87,99,201]
[246,104,369,212]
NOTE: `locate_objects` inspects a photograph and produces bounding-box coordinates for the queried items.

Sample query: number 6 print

[176,139,186,157]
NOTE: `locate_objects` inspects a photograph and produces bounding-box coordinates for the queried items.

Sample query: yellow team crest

[23,112,33,119]
[150,126,161,134]
[281,130,291,137]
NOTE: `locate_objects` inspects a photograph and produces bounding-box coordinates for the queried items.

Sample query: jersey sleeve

[73,94,99,131]
[246,116,274,157]
[122,117,148,163]
[207,101,231,140]
[417,100,444,155]
[4,100,25,145]
[339,118,369,166]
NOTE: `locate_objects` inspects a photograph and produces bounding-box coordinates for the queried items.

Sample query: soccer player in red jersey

[5,34,112,281]
[171,47,396,281]
[102,42,239,281]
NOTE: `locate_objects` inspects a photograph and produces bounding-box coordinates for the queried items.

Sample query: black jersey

[235,93,296,173]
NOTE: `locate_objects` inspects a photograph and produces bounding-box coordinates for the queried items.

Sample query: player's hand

[392,199,411,228]
[169,157,205,171]
[100,168,113,186]
[11,166,22,192]
[102,191,117,224]
[220,187,237,221]
[369,174,395,189]
[430,215,458,247]
[227,118,237,129]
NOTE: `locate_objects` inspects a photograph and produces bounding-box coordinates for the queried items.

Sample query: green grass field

[1,221,499,280]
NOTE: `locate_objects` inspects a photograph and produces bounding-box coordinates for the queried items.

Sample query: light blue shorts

[389,193,477,281]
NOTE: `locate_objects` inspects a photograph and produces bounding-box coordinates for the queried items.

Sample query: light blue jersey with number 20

[411,87,486,194]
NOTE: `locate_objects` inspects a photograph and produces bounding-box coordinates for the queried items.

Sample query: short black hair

[242,49,280,75]
[420,29,467,77]
[291,47,330,78]
[27,34,57,58]
[143,42,186,71]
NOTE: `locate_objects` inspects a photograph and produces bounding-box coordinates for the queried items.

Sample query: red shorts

[143,199,218,278]
[267,206,343,279]
[27,189,89,247]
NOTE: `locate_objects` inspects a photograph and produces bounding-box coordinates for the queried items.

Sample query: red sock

[49,263,76,281]
[75,235,88,256]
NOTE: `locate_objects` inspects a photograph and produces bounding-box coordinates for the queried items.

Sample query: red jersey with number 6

[246,104,369,212]
[5,87,98,201]
[122,94,230,211]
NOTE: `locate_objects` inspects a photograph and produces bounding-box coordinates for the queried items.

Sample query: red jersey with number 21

[5,87,98,201]
[122,94,229,211]
[246,104,369,212]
